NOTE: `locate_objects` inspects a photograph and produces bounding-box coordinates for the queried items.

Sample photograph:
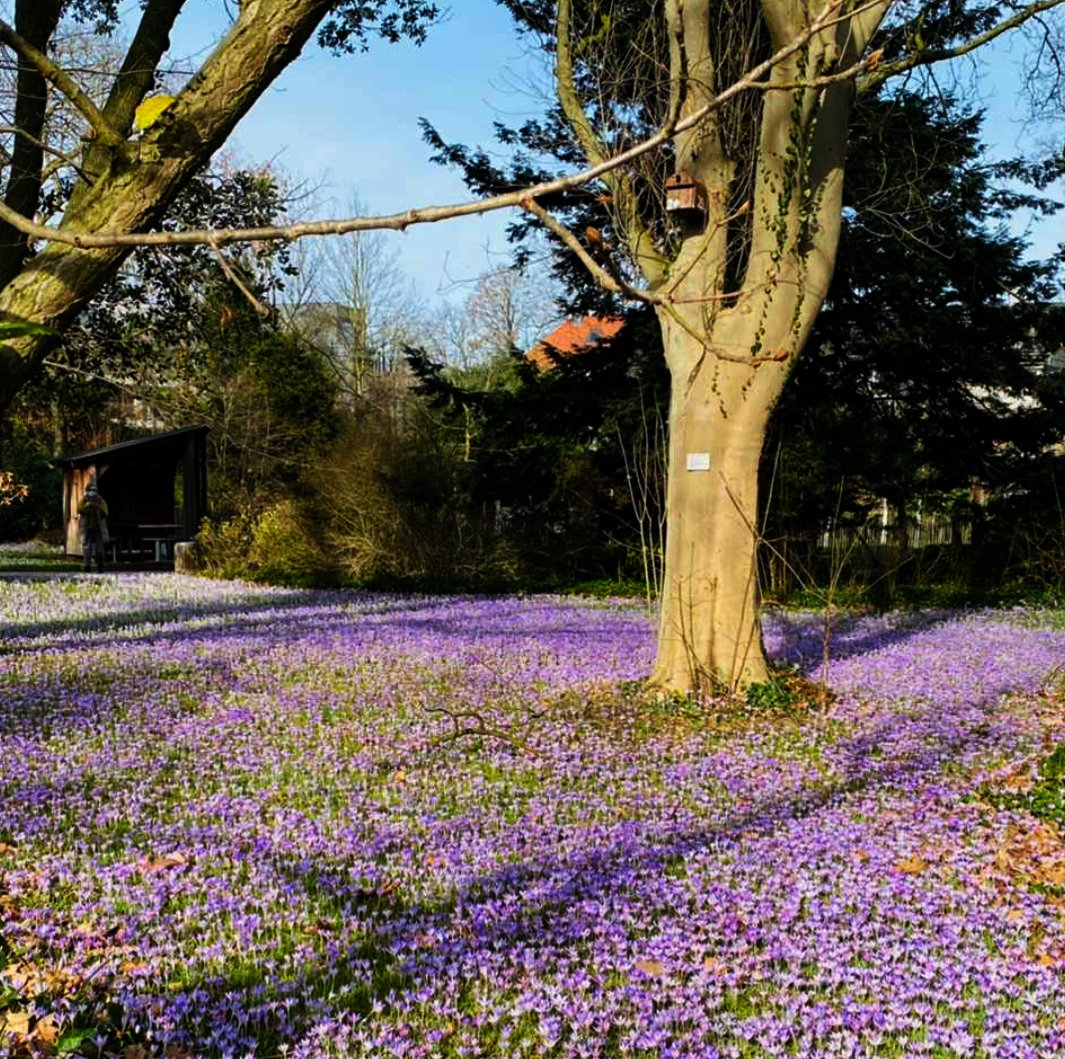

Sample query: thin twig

[208,241,272,318]
[861,0,1065,93]
[0,18,127,153]
[0,125,93,182]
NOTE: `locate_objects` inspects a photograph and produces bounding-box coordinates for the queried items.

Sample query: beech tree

[422,0,1065,691]
[0,0,1062,694]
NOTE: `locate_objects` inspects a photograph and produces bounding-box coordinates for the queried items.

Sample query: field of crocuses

[3,574,1065,1059]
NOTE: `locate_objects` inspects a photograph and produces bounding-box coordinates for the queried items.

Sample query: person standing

[77,485,109,573]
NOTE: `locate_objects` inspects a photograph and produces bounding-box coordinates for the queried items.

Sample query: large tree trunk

[0,0,63,290]
[650,312,789,693]
[637,0,887,695]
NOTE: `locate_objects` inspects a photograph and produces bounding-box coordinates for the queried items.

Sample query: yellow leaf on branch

[134,95,176,130]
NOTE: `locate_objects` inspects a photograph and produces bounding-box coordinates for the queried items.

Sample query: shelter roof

[56,425,209,467]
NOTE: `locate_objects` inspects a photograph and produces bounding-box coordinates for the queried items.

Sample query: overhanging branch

[0,0,850,253]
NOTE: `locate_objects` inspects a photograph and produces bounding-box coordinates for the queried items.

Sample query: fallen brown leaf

[33,1015,58,1047]
[42,969,81,995]
[139,852,188,872]
[634,958,666,977]
[0,1010,30,1034]
[1002,772,1034,791]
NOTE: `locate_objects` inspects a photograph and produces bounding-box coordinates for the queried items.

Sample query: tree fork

[0,0,335,412]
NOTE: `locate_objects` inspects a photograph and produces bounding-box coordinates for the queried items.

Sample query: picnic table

[106,522,183,563]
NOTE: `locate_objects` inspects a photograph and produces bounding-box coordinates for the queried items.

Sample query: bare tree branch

[521,195,655,303]
[209,242,272,318]
[0,17,128,153]
[555,0,612,169]
[860,0,1065,93]
[0,0,856,253]
[103,0,187,132]
[0,0,64,289]
[0,124,91,181]
[556,0,673,285]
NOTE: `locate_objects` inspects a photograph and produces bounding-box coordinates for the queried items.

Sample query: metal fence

[761,511,973,596]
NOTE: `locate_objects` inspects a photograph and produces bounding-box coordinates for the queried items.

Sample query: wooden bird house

[665,171,708,218]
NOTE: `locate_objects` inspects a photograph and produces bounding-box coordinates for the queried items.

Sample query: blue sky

[133,2,1063,305]
[165,0,549,303]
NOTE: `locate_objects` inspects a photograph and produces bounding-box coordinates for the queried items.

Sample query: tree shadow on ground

[0,587,447,657]
[769,608,959,670]
[119,681,1020,1056]
[1,584,1032,1053]
[1,578,965,679]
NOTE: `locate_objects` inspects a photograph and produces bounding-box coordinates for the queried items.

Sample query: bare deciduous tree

[304,210,424,395]
[422,263,561,368]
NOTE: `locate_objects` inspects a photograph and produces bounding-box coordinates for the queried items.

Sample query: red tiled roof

[527,316,624,370]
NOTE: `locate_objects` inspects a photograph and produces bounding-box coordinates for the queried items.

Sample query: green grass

[0,557,81,573]
[979,743,1065,828]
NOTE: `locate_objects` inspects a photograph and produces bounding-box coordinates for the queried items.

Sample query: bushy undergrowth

[777,576,1065,614]
[188,502,337,587]
[188,505,653,596]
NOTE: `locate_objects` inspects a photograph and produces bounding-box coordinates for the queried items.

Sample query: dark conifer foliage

[768,91,1063,545]
[424,71,1064,592]
[406,309,669,580]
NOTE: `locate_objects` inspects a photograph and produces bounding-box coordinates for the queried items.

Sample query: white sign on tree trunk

[686,452,711,472]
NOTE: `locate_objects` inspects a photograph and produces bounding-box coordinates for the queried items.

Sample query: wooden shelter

[57,426,208,561]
